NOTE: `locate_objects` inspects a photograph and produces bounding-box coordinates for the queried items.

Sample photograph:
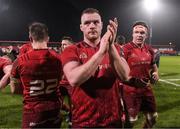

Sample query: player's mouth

[89,30,97,35]
[137,38,143,42]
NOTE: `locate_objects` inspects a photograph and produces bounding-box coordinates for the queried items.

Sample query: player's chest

[127,48,152,65]
[78,48,109,64]
[78,48,111,77]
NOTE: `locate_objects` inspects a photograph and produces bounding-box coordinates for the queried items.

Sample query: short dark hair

[61,36,73,43]
[133,21,149,30]
[115,35,126,45]
[81,8,100,18]
[29,22,48,42]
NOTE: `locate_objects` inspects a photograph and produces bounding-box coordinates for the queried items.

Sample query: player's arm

[0,65,12,90]
[149,46,159,83]
[107,18,130,81]
[123,64,159,88]
[63,31,111,87]
[9,59,23,94]
[150,64,159,84]
[63,51,106,87]
[10,77,23,94]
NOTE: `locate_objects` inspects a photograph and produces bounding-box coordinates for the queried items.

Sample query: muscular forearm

[0,73,10,90]
[64,51,105,87]
[109,44,130,81]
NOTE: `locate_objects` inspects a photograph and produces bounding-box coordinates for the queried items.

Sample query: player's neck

[84,37,100,47]
[32,41,48,49]
[132,41,144,48]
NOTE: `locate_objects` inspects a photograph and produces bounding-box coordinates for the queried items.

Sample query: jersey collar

[131,42,145,49]
[82,41,100,48]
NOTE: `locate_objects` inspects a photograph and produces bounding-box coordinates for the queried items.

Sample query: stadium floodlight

[143,0,159,14]
[143,0,160,45]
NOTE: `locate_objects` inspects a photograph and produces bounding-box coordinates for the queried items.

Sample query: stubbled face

[61,39,72,51]
[132,25,148,45]
[80,13,103,42]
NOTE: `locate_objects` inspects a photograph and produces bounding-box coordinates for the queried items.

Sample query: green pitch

[0,56,180,128]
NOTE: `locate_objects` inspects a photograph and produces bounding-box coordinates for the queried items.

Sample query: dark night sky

[0,0,180,50]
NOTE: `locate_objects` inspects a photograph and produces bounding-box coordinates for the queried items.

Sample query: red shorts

[123,85,157,119]
[22,108,61,129]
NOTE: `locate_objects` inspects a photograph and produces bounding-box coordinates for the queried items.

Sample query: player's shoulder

[67,41,83,49]
[20,42,32,49]
[17,49,36,63]
[19,42,32,54]
[0,56,12,64]
[48,49,61,59]
[144,44,152,49]
[122,42,134,51]
[144,44,154,53]
[62,41,82,53]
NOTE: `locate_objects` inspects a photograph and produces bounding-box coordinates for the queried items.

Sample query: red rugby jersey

[61,41,122,127]
[19,42,33,55]
[122,42,155,79]
[11,49,63,112]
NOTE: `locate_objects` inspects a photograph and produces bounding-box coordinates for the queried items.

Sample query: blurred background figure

[61,36,74,52]
[59,36,74,127]
[6,46,18,62]
[0,56,12,91]
[1,46,18,62]
[115,35,126,46]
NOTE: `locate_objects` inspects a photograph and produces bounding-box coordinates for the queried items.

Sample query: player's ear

[145,32,148,39]
[80,23,83,32]
[47,36,50,42]
[29,36,33,42]
[29,32,33,42]
[101,21,103,29]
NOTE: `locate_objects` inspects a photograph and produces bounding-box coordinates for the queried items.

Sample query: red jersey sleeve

[0,58,12,69]
[122,43,132,60]
[60,45,80,66]
[145,44,156,65]
[19,43,32,55]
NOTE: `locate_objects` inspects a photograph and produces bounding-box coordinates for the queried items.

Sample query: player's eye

[84,21,91,25]
[140,31,145,34]
[93,20,99,25]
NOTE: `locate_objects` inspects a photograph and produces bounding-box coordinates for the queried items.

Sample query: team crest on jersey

[146,51,151,57]
[79,52,87,59]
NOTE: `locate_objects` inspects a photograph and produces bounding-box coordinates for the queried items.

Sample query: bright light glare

[143,0,159,13]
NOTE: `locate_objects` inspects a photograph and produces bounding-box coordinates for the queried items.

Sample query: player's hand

[150,72,159,84]
[107,18,118,45]
[99,28,111,54]
[124,77,150,88]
